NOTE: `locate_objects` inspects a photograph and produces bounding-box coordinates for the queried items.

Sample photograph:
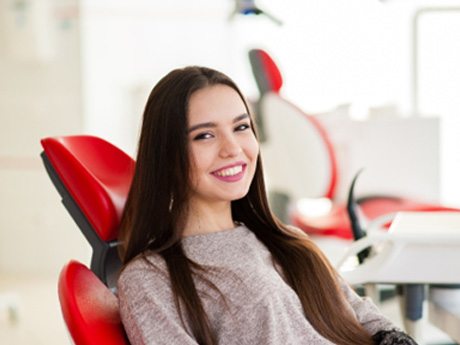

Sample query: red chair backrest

[249,48,283,94]
[248,49,338,200]
[41,135,135,242]
[259,93,338,200]
[59,260,129,345]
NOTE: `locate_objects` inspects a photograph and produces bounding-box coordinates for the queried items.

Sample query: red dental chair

[59,260,129,344]
[41,135,134,345]
[248,48,458,240]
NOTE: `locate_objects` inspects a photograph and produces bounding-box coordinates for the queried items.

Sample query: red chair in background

[248,48,458,240]
[41,135,134,344]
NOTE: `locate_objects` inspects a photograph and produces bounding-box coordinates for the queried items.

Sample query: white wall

[416,9,460,206]
[0,0,90,277]
[80,0,239,155]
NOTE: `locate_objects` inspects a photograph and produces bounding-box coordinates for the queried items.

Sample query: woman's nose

[219,134,242,158]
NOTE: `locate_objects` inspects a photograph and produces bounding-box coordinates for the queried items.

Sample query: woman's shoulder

[118,251,169,290]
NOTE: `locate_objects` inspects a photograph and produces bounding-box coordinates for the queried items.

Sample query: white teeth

[215,165,243,177]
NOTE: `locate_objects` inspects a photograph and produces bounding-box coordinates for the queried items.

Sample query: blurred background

[1,0,460,343]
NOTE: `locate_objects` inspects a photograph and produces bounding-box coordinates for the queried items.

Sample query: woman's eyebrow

[188,113,249,133]
[188,122,216,133]
[233,113,249,123]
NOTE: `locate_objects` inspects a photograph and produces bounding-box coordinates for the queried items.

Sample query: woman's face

[187,84,259,208]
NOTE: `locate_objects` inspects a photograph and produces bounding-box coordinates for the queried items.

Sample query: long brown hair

[119,66,374,345]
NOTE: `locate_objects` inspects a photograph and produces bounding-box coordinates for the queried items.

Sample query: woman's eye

[235,123,251,131]
[193,132,214,141]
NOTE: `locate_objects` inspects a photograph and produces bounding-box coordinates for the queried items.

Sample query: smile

[215,165,243,177]
[211,163,247,182]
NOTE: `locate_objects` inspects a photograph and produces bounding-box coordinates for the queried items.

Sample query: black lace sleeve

[372,329,418,345]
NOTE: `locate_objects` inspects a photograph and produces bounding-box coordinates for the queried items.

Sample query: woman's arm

[340,278,417,345]
[340,281,418,344]
[340,279,394,333]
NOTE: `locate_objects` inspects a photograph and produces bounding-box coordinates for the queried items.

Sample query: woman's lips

[211,163,247,182]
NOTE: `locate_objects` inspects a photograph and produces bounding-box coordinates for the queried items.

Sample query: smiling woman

[117,66,417,345]
[185,84,259,235]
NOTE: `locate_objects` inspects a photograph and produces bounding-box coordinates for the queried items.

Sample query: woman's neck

[182,200,235,237]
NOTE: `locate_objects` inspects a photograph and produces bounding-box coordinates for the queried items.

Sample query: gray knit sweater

[118,225,395,344]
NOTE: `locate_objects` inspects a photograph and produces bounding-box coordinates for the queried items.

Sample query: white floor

[0,275,458,345]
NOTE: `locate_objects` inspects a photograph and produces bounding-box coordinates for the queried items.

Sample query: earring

[169,195,174,212]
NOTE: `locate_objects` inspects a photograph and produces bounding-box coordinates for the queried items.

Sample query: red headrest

[249,49,283,93]
[58,260,129,344]
[41,136,135,242]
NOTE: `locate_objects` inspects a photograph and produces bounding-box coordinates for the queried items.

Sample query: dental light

[229,0,283,25]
